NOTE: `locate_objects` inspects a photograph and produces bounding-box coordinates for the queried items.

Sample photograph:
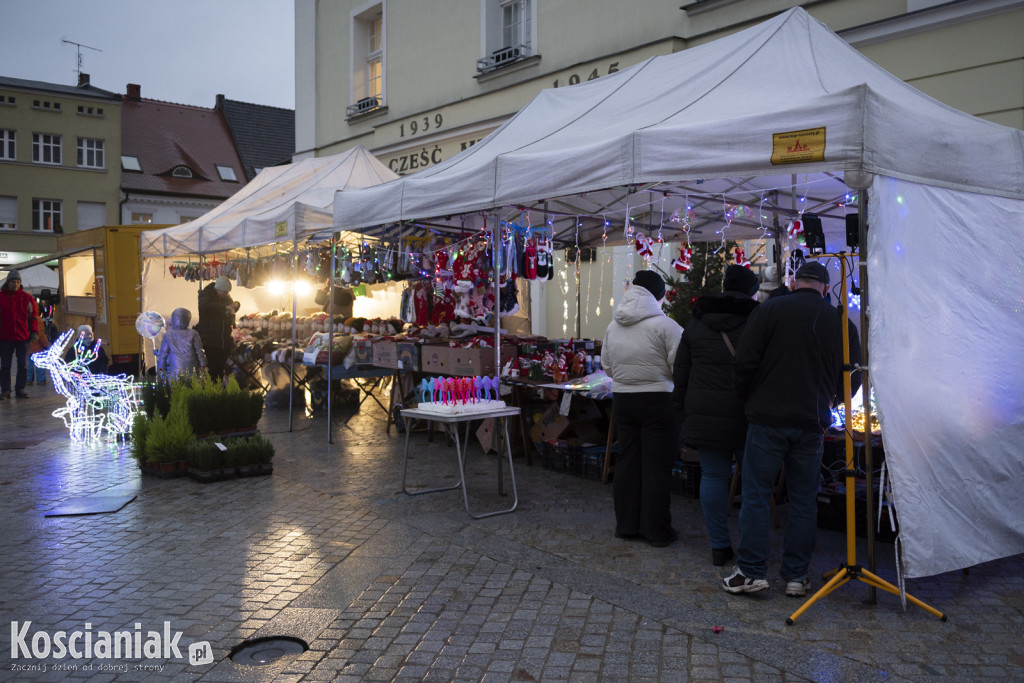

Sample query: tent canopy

[330,7,1024,580]
[333,7,1023,246]
[142,146,398,257]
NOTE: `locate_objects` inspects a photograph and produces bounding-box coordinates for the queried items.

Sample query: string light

[31,330,141,442]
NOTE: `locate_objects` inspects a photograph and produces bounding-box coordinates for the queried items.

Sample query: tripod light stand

[786,252,946,625]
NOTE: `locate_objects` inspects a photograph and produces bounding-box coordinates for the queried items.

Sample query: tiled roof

[0,75,121,101]
[120,96,246,199]
[218,97,295,181]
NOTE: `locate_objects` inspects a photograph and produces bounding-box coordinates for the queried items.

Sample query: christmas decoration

[656,241,737,326]
[734,247,751,268]
[672,247,693,273]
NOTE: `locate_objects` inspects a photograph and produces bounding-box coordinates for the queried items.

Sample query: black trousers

[205,347,229,381]
[612,391,679,542]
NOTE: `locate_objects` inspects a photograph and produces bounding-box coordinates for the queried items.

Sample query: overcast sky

[0,0,295,109]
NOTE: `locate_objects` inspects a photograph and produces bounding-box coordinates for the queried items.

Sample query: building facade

[0,74,122,266]
[295,0,1024,169]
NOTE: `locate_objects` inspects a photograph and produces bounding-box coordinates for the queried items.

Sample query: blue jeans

[699,448,739,550]
[27,357,48,383]
[737,424,824,581]
[0,339,29,393]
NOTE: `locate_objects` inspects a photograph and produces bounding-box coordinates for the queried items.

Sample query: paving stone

[0,391,1020,681]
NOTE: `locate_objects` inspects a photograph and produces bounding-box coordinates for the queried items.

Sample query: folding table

[400,406,520,519]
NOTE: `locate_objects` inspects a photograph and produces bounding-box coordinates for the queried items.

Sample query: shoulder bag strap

[720,330,736,358]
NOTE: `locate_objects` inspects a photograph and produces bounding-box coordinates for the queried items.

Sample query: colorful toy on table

[414,375,507,415]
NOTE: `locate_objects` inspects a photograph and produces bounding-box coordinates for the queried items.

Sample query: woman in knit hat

[673,265,760,565]
[601,270,683,547]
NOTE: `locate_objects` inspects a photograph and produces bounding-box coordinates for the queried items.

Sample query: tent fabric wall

[869,177,1024,578]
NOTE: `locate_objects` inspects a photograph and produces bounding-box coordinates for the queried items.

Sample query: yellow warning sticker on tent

[274,221,288,238]
[771,127,826,165]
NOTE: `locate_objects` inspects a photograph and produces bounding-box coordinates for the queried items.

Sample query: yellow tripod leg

[786,566,854,625]
[857,568,947,620]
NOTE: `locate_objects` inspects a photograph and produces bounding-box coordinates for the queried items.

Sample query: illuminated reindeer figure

[30,329,141,441]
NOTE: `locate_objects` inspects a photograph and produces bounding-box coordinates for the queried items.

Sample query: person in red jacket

[0,270,42,400]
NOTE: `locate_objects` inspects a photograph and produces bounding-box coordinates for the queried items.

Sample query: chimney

[126,83,141,101]
[77,72,90,87]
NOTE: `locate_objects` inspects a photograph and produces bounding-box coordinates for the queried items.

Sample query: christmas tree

[656,241,737,327]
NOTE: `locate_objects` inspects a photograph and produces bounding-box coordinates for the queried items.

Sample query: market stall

[330,7,1024,580]
[139,146,400,426]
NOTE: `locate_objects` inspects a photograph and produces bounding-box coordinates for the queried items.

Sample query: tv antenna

[61,39,102,81]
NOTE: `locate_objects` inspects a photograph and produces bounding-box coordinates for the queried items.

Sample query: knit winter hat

[78,324,94,339]
[214,275,233,292]
[4,270,21,285]
[723,265,759,297]
[632,270,666,301]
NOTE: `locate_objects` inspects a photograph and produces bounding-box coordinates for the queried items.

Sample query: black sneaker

[15,391,30,399]
[722,567,769,594]
[712,546,734,567]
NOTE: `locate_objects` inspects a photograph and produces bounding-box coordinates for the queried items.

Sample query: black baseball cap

[794,261,829,285]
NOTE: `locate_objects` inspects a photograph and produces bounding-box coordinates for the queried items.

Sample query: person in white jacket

[602,270,683,547]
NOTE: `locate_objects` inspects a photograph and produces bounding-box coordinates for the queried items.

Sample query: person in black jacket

[723,261,842,597]
[195,276,238,381]
[673,265,760,566]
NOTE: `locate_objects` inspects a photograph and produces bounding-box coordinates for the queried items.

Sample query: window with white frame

[77,137,105,169]
[350,3,384,115]
[215,164,237,181]
[32,198,61,232]
[131,212,153,224]
[32,133,62,165]
[0,129,14,160]
[0,196,16,231]
[479,0,535,73]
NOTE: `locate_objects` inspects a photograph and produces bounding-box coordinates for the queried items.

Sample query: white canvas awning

[333,8,1024,236]
[141,146,398,257]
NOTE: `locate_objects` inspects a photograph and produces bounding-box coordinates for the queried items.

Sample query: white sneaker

[722,568,769,594]
[785,578,811,597]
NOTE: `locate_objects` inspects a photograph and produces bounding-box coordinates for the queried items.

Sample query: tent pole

[327,233,337,444]
[491,210,501,377]
[288,238,297,432]
[857,186,877,601]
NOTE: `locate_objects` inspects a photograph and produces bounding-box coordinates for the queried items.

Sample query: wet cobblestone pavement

[1,387,1022,681]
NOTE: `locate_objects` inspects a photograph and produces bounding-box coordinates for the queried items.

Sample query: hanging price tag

[559,390,572,416]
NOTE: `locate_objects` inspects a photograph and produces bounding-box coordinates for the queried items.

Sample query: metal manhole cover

[229,636,308,666]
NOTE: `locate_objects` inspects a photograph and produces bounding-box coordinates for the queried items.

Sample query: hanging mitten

[523,239,538,280]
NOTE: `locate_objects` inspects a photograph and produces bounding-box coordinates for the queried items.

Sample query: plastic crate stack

[542,439,614,481]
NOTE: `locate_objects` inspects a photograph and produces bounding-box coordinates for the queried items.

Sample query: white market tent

[141,146,398,258]
[139,145,399,323]
[333,7,1024,579]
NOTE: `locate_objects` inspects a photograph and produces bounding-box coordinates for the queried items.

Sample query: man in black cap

[673,264,760,566]
[602,270,683,547]
[722,260,842,596]
[0,270,42,400]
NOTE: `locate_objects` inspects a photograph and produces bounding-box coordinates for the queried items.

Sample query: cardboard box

[397,341,420,371]
[353,339,374,366]
[373,341,398,368]
[449,344,516,377]
[420,344,451,373]
[529,402,570,447]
